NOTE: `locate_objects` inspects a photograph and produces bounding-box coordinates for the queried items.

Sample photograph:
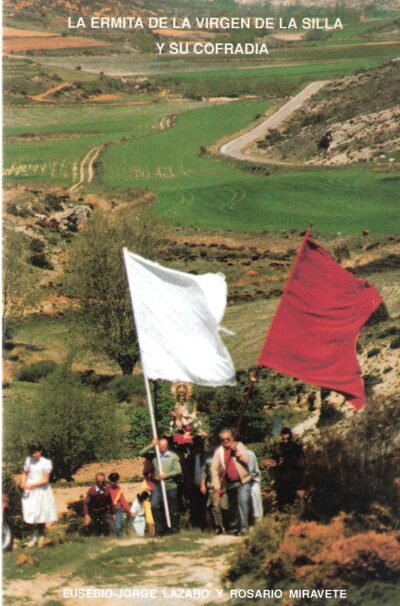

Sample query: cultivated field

[3,35,109,53]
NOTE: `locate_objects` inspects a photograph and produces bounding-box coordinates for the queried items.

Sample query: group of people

[20,426,304,545]
[139,431,262,537]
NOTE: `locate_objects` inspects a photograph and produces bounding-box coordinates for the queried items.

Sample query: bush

[28,252,54,270]
[17,360,58,382]
[4,364,124,479]
[44,193,66,212]
[378,326,400,338]
[363,372,383,395]
[367,347,381,358]
[196,370,274,443]
[366,303,390,325]
[127,381,174,452]
[390,336,400,349]
[303,397,399,520]
[226,514,400,601]
[2,469,22,518]
[333,242,351,263]
[6,202,30,218]
[107,375,144,402]
[29,238,45,253]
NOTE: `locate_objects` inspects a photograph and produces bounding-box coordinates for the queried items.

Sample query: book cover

[3,1,400,605]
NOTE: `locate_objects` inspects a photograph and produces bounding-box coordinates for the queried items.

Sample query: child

[130,491,149,537]
[141,457,156,537]
[108,472,134,537]
[21,443,57,547]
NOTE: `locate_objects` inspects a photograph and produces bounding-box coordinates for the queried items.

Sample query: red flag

[257,230,382,410]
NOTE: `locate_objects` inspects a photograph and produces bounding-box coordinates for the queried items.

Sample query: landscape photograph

[2,0,400,605]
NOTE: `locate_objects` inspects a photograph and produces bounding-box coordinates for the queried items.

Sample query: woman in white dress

[21,443,57,547]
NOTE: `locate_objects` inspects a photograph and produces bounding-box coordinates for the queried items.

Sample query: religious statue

[169,382,206,445]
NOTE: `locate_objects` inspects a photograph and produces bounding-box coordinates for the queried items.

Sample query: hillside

[253,60,400,167]
[236,0,400,8]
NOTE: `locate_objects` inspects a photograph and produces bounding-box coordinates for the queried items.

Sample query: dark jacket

[83,484,115,516]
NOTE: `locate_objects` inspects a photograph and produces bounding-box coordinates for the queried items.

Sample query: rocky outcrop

[44,204,92,232]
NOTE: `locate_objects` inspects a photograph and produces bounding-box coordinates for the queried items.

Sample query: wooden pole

[122,248,171,528]
[153,380,158,433]
[234,367,260,440]
[143,376,171,528]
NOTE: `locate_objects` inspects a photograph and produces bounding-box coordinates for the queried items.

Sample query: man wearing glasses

[211,429,251,535]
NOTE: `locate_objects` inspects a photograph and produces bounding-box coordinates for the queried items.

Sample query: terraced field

[3,101,201,185]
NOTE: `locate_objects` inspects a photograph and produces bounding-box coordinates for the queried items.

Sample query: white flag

[123,249,236,387]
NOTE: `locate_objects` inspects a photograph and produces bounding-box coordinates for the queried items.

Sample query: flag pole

[235,226,314,439]
[122,248,171,528]
[143,375,172,529]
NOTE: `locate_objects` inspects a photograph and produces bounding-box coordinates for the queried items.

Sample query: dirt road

[5,533,239,606]
[30,82,72,103]
[220,80,329,165]
[69,145,104,192]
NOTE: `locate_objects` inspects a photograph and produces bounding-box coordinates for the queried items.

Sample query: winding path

[30,82,72,102]
[68,145,104,192]
[220,80,329,165]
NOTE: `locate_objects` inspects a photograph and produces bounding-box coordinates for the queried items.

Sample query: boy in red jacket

[108,472,134,536]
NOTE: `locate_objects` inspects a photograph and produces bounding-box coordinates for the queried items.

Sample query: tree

[2,230,40,339]
[127,381,175,452]
[4,363,124,479]
[68,209,160,375]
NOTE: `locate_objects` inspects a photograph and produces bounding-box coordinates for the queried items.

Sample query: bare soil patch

[87,93,120,102]
[3,27,58,38]
[53,480,143,515]
[72,458,144,483]
[272,32,306,41]
[3,36,109,52]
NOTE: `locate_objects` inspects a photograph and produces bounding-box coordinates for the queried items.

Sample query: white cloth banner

[123,249,236,386]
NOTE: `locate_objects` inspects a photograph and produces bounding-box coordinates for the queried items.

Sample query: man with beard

[263,427,304,510]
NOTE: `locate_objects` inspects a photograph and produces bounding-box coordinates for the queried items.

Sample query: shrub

[4,364,124,479]
[390,336,400,349]
[6,202,30,217]
[17,360,58,382]
[303,397,399,520]
[378,326,400,338]
[334,242,351,263]
[29,238,45,253]
[363,372,383,395]
[127,381,174,452]
[107,375,144,402]
[28,252,54,270]
[2,468,22,518]
[366,303,390,325]
[367,347,381,358]
[196,370,274,443]
[44,193,66,212]
[226,514,400,600]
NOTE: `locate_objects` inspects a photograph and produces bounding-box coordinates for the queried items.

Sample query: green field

[30,40,399,78]
[3,101,201,185]
[100,101,399,234]
[4,97,400,233]
[4,28,400,234]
